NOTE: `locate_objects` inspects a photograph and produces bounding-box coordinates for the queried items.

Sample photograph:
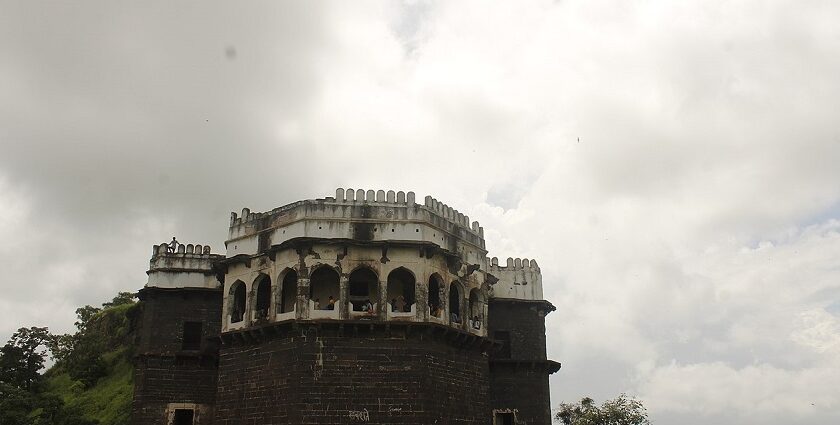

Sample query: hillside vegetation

[0,293,137,425]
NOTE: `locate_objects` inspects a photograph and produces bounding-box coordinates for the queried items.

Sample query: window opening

[182,322,202,350]
[468,289,483,330]
[310,267,339,311]
[449,282,462,323]
[349,268,378,312]
[386,268,416,313]
[254,275,271,319]
[494,411,514,425]
[230,281,246,323]
[173,409,194,425]
[279,269,298,313]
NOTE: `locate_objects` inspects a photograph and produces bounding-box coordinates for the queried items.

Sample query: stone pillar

[297,277,310,320]
[245,281,254,325]
[378,273,388,320]
[339,275,349,319]
[418,267,429,321]
[271,272,281,318]
[221,285,230,331]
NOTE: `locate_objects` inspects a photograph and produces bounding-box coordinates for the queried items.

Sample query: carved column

[339,275,349,320]
[297,277,310,320]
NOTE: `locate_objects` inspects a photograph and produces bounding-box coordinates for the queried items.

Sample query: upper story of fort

[145,188,546,336]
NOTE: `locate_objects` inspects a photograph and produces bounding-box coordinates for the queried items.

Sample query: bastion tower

[131,188,560,425]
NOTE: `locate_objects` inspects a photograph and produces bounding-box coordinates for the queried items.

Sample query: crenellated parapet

[225,188,487,262]
[487,256,540,272]
[422,195,483,239]
[146,242,224,289]
[334,188,416,205]
[486,256,543,301]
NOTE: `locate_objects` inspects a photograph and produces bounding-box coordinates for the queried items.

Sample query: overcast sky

[2,1,840,423]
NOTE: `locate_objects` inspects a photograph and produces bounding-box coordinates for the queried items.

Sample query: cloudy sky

[2,0,840,423]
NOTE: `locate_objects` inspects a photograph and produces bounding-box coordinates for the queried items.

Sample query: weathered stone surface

[214,323,490,424]
[487,299,559,425]
[131,288,222,425]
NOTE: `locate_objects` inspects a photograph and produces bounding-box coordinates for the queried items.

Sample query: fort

[131,188,560,425]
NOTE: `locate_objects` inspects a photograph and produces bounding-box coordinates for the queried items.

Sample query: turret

[146,242,224,289]
[132,242,224,425]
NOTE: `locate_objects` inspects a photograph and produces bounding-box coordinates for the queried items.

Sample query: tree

[73,306,102,333]
[555,394,650,425]
[53,306,110,388]
[0,327,52,391]
[101,292,136,309]
[0,381,35,425]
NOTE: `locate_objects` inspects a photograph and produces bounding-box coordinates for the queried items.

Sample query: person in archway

[327,296,335,310]
[395,296,406,312]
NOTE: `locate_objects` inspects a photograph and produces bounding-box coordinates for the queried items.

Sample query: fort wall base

[215,323,490,425]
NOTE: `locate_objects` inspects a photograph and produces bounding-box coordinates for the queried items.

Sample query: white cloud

[638,362,840,423]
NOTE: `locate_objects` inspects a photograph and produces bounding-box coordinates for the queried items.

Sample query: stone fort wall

[131,287,222,425]
[214,323,490,425]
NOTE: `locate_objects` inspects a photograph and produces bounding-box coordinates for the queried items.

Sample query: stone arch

[278,268,298,314]
[468,288,485,329]
[428,273,444,318]
[253,274,271,320]
[449,281,463,324]
[386,267,416,313]
[229,280,246,323]
[309,265,339,311]
[349,266,379,312]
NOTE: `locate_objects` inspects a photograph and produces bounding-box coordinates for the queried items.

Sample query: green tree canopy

[0,327,51,391]
[101,292,136,309]
[555,394,651,425]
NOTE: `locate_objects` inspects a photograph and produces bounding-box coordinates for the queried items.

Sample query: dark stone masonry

[131,189,560,425]
[132,288,222,424]
[214,323,489,424]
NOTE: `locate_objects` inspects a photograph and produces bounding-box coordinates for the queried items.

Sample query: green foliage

[0,327,51,391]
[46,348,133,425]
[0,292,138,425]
[555,394,651,425]
[0,328,99,425]
[0,381,35,424]
[29,392,99,425]
[101,292,136,309]
[53,297,138,388]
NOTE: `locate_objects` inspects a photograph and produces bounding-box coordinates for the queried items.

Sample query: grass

[44,303,137,425]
